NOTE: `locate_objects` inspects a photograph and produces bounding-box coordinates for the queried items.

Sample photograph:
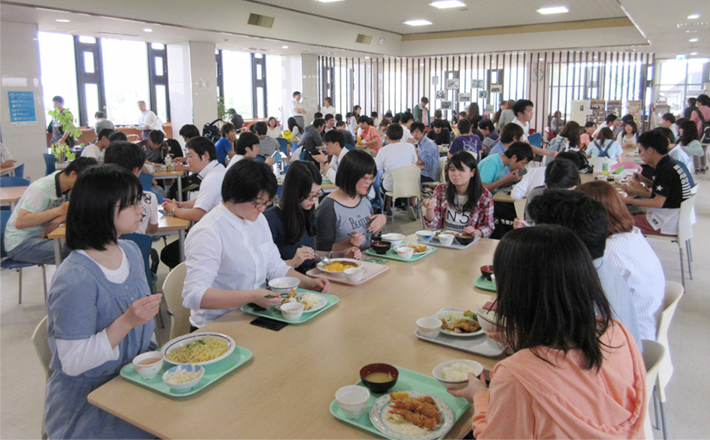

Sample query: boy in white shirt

[375,124,418,216]
[313,130,348,183]
[81,129,113,163]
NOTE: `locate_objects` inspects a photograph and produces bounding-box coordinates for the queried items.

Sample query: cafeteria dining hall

[2,0,710,438]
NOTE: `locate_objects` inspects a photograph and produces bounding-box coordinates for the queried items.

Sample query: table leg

[179,230,185,262]
[177,177,183,203]
[53,238,62,265]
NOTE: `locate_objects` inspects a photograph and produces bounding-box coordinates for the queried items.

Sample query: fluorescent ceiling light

[143,28,153,32]
[537,6,569,15]
[691,52,698,55]
[688,14,700,19]
[404,19,433,26]
[690,38,699,42]
[55,19,70,23]
[430,0,466,9]
[282,45,289,49]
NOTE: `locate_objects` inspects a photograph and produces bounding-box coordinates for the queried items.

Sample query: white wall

[281,55,302,123]
[1,21,48,181]
[167,42,193,148]
[188,41,218,131]
[300,54,319,120]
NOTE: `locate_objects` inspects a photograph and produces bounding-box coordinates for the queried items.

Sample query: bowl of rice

[163,364,205,392]
[432,360,484,390]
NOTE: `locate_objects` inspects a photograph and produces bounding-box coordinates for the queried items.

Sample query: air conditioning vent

[355,34,373,45]
[248,13,275,28]
[677,22,707,28]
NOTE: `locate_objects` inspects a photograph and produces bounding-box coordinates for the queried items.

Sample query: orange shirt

[361,126,382,153]
[472,321,646,439]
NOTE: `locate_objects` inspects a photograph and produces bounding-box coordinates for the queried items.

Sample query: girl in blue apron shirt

[588,127,623,162]
[45,165,161,439]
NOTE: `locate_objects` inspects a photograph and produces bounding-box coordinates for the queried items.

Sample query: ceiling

[1,0,709,59]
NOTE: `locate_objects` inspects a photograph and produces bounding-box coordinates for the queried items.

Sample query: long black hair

[279,161,322,245]
[288,117,303,134]
[493,225,613,371]
[445,151,483,212]
[679,119,698,146]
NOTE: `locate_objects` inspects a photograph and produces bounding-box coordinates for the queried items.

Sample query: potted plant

[48,107,81,163]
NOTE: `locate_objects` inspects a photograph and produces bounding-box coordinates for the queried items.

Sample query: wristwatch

[170,206,178,216]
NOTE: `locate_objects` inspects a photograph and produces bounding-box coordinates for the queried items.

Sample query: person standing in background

[497,99,516,130]
[413,97,430,125]
[321,97,336,116]
[48,96,74,148]
[94,111,114,134]
[684,97,698,120]
[137,100,161,139]
[290,91,307,129]
[348,106,361,136]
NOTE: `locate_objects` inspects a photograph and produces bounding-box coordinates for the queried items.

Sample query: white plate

[369,391,455,440]
[434,308,484,338]
[401,243,434,254]
[277,292,328,313]
[162,332,236,366]
[316,258,363,274]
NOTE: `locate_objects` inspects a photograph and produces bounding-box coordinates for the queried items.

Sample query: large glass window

[38,32,79,125]
[222,50,253,118]
[101,38,150,125]
[657,58,710,115]
[266,55,283,123]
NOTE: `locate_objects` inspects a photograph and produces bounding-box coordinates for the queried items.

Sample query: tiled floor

[1,191,709,439]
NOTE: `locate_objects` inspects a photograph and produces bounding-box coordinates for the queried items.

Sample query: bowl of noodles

[162,332,235,366]
[316,258,363,274]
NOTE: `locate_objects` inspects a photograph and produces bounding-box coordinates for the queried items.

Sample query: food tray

[306,261,390,285]
[329,366,471,439]
[473,276,496,292]
[365,243,436,262]
[415,330,506,358]
[240,289,339,324]
[418,235,480,250]
[119,347,253,397]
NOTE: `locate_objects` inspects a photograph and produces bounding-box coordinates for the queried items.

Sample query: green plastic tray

[329,365,471,439]
[240,289,339,324]
[474,276,496,292]
[365,243,436,262]
[119,347,253,397]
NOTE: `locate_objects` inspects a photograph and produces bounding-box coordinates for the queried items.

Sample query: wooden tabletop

[48,215,190,240]
[0,185,28,204]
[0,162,23,176]
[88,237,502,439]
[153,170,184,179]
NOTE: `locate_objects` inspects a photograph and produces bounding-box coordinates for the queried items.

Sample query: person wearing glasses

[265,161,360,274]
[182,159,330,329]
[160,137,226,269]
[315,149,387,252]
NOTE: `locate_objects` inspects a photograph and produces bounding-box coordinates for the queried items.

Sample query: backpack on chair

[202,119,222,143]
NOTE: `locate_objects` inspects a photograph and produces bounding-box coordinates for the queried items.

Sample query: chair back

[656,281,683,395]
[119,233,155,293]
[641,339,665,440]
[588,157,618,170]
[528,133,542,147]
[611,162,642,172]
[127,134,140,142]
[513,198,527,219]
[14,164,25,178]
[677,195,695,243]
[162,263,191,340]
[32,316,53,380]
[0,176,30,187]
[43,154,56,176]
[439,156,448,182]
[344,144,355,151]
[1,210,10,258]
[370,169,384,212]
[276,137,290,156]
[390,166,422,200]
[138,172,153,192]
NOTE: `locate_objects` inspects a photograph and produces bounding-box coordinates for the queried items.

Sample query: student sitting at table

[678,119,705,173]
[449,225,645,439]
[336,120,356,146]
[375,124,419,217]
[476,119,499,151]
[511,151,581,201]
[447,119,481,159]
[486,123,524,157]
[4,157,97,264]
[160,137,227,269]
[587,127,624,163]
[657,126,694,174]
[427,119,452,146]
[580,121,596,150]
[137,130,170,167]
[544,121,581,159]
[578,180,665,341]
[527,190,642,345]
[410,122,439,184]
[266,117,282,138]
[519,156,581,223]
[356,116,382,155]
[617,120,639,147]
[313,130,348,182]
[315,149,386,252]
[265,161,360,273]
[104,142,159,235]
[81,128,114,162]
[478,142,533,194]
[422,151,494,238]
[227,132,275,170]
[45,165,161,440]
[254,121,280,158]
[0,141,17,169]
[214,122,236,166]
[622,130,694,236]
[182,159,330,328]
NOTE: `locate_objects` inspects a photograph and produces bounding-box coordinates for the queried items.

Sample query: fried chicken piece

[454,320,481,333]
[389,408,438,430]
[392,397,441,423]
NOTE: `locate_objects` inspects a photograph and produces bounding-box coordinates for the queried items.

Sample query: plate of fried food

[370,391,455,440]
[277,288,328,313]
[316,258,363,274]
[435,308,484,337]
[404,243,432,254]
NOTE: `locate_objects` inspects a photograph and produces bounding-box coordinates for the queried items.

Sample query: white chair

[587,156,618,171]
[646,195,695,287]
[162,263,191,341]
[513,198,526,220]
[649,281,683,440]
[32,317,52,439]
[385,165,422,224]
[642,340,666,440]
[422,156,448,188]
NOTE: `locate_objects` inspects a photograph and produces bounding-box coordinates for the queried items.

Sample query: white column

[167,42,193,148]
[188,42,218,132]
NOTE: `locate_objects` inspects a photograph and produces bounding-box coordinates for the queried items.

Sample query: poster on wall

[446,78,459,90]
[490,84,503,94]
[472,79,484,89]
[459,93,471,102]
[627,100,642,125]
[571,100,590,124]
[478,90,488,99]
[589,100,606,125]
[441,101,452,110]
[606,100,622,118]
[8,91,37,126]
[435,90,446,99]
[431,76,439,85]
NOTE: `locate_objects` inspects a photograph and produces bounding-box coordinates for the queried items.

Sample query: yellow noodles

[322,261,357,272]
[166,336,228,364]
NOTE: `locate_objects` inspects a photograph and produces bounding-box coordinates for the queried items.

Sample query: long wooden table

[0,162,24,177]
[88,236,502,439]
[0,185,28,210]
[48,215,191,265]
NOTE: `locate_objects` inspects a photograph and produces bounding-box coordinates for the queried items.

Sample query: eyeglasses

[360,175,375,183]
[301,190,325,201]
[250,198,274,209]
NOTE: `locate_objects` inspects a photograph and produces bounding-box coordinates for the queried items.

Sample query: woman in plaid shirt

[423,151,494,237]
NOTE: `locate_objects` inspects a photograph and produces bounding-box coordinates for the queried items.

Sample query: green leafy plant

[48,108,81,162]
[217,97,230,121]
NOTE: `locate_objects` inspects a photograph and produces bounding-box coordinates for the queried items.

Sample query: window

[148,43,170,122]
[222,50,253,118]
[74,36,105,126]
[101,38,150,125]
[657,58,710,115]
[38,32,79,125]
[266,55,283,122]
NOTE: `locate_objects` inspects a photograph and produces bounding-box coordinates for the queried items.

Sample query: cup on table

[416,317,442,338]
[344,267,364,283]
[335,385,370,419]
[281,302,305,321]
[132,352,165,380]
[394,245,414,260]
